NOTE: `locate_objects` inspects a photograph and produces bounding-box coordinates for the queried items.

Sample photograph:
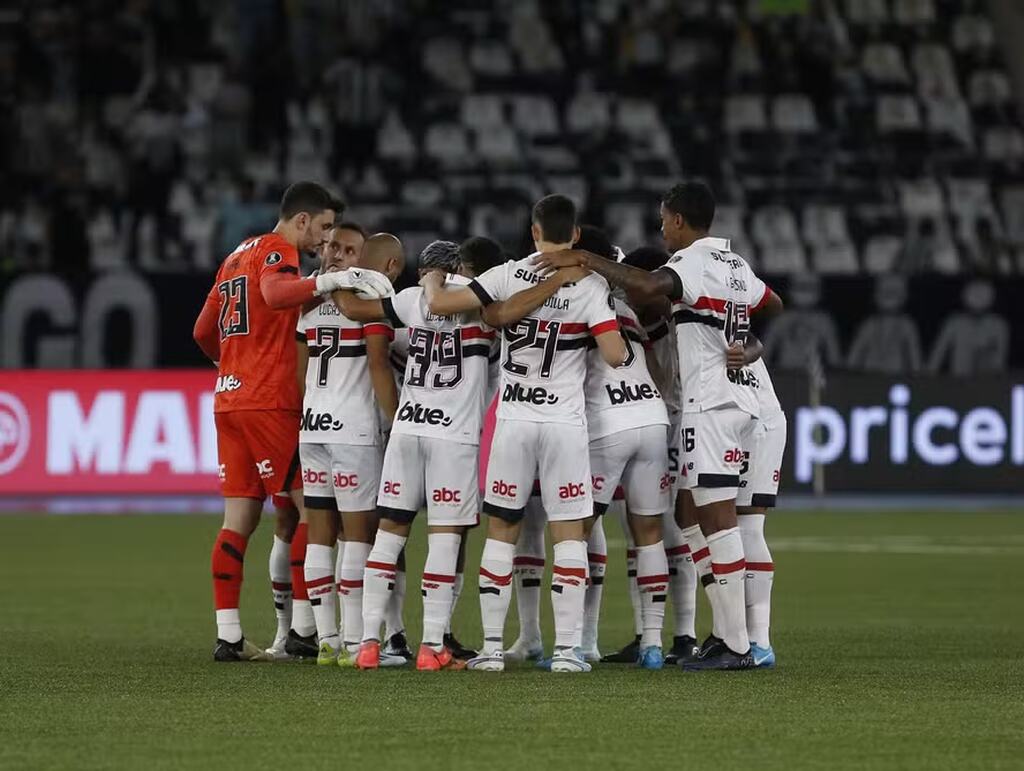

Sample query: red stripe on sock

[290,524,309,601]
[746,561,774,572]
[271,581,292,591]
[712,558,746,575]
[479,567,513,586]
[587,553,608,564]
[338,578,364,588]
[553,565,587,579]
[513,556,545,567]
[665,545,690,556]
[691,546,710,563]
[366,560,396,571]
[637,573,670,585]
[626,549,637,558]
[422,572,456,584]
[305,575,334,590]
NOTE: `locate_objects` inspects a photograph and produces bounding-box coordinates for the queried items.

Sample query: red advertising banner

[0,370,220,494]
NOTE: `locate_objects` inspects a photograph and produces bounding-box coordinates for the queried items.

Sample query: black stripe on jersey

[382,297,404,328]
[277,265,299,275]
[463,343,492,358]
[646,322,669,342]
[697,473,739,488]
[674,310,724,329]
[658,266,683,301]
[488,349,500,363]
[468,279,494,307]
[554,337,592,351]
[295,332,307,343]
[308,344,368,358]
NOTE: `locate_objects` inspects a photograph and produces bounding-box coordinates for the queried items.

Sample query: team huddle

[193,180,786,673]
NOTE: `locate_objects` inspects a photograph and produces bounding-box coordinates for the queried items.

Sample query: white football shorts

[677,408,757,507]
[590,424,670,516]
[300,442,382,512]
[484,419,592,522]
[376,433,479,526]
[736,411,787,508]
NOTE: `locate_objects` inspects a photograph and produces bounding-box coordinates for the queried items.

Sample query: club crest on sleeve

[265,252,282,266]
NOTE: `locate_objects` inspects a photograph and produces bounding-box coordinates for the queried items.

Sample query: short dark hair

[532,194,577,244]
[622,246,670,272]
[279,181,345,220]
[459,236,505,275]
[574,225,614,260]
[334,220,366,238]
[662,182,715,231]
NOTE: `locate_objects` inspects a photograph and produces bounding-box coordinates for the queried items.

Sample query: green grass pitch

[2,509,1023,770]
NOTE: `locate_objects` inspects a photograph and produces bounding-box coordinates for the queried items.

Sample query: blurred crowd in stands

[3,0,1023,281]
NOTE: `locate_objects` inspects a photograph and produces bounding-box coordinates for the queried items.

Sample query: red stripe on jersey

[553,565,587,579]
[637,573,670,585]
[461,326,495,341]
[617,315,638,330]
[712,558,746,575]
[752,285,771,312]
[746,561,774,572]
[305,575,334,590]
[422,572,456,584]
[691,296,728,313]
[513,556,545,567]
[305,328,316,341]
[365,560,396,571]
[665,545,691,557]
[545,322,587,334]
[589,319,619,336]
[691,547,710,563]
[479,567,513,586]
[587,552,608,564]
[364,323,394,339]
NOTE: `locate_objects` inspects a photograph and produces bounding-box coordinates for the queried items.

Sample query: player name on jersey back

[383,286,493,443]
[585,298,668,439]
[469,255,619,425]
[660,237,771,417]
[296,299,391,444]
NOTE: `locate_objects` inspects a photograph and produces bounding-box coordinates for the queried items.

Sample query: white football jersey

[643,316,681,416]
[741,357,783,420]
[470,254,618,425]
[585,298,668,440]
[390,328,409,387]
[659,236,770,417]
[296,299,392,444]
[382,286,494,443]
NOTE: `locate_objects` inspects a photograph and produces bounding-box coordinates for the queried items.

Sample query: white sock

[706,527,749,654]
[583,519,607,651]
[635,542,669,648]
[617,503,642,637]
[739,514,773,647]
[269,535,292,642]
[551,540,588,651]
[513,502,545,643]
[361,531,405,644]
[384,565,406,641]
[339,540,371,647]
[291,600,316,638]
[304,543,338,648]
[664,515,696,639]
[335,539,346,639]
[422,533,461,651]
[216,608,242,644]
[682,524,720,639]
[479,539,516,654]
[446,572,464,634]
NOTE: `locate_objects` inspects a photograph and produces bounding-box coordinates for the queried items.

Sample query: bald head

[358,233,406,282]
